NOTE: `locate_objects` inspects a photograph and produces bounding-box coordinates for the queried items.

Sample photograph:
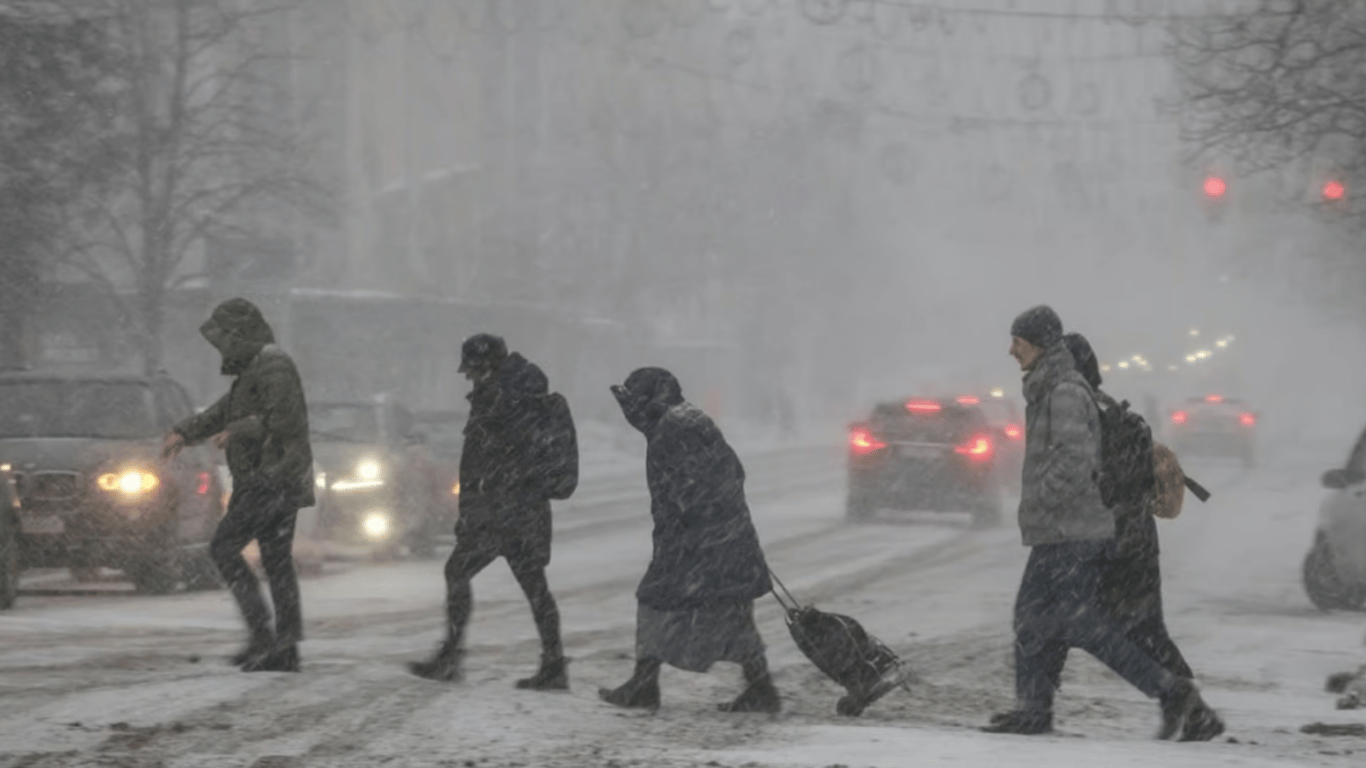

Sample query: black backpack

[1095,397,1157,507]
[533,392,578,500]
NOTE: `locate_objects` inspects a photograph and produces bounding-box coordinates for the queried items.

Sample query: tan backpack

[1151,442,1186,520]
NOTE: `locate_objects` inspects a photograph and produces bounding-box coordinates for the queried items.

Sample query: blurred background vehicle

[0,368,225,599]
[310,395,445,559]
[1165,394,1258,468]
[1302,424,1366,612]
[846,396,1006,529]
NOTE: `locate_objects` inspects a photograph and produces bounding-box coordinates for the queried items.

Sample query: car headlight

[451,481,460,496]
[357,459,382,480]
[98,470,160,495]
[315,471,327,489]
[362,510,390,540]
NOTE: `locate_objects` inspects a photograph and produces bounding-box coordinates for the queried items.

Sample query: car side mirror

[1323,468,1349,490]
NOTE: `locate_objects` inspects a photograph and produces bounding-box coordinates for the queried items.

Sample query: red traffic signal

[1203,175,1227,199]
[1323,179,1346,202]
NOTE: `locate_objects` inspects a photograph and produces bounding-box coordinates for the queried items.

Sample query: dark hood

[1062,332,1103,390]
[612,367,684,434]
[200,297,276,376]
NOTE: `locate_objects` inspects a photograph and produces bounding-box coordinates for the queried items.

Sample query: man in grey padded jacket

[982,305,1221,741]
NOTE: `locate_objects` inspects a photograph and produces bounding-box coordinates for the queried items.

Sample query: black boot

[598,659,661,710]
[516,656,569,691]
[229,629,274,666]
[241,643,299,673]
[719,657,781,714]
[407,642,464,683]
[1179,700,1227,742]
[1158,678,1207,740]
[981,710,1053,735]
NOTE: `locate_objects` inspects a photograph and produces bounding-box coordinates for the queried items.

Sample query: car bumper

[849,458,999,512]
[16,498,176,567]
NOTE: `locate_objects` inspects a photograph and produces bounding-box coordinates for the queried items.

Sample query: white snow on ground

[2,440,1366,766]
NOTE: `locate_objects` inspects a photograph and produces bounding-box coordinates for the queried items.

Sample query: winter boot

[516,656,569,691]
[230,629,275,666]
[598,659,661,710]
[1179,700,1227,741]
[407,643,464,683]
[1158,678,1206,740]
[241,643,299,673]
[718,658,781,714]
[981,710,1053,735]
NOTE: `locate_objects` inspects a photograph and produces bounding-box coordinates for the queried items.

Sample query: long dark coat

[458,352,550,529]
[614,368,772,611]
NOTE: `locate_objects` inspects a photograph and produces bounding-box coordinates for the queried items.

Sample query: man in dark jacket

[408,333,567,690]
[1062,332,1224,739]
[163,298,313,673]
[598,367,779,713]
[984,305,1218,739]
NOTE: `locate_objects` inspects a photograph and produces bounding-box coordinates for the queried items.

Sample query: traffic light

[1202,174,1228,221]
[1323,179,1346,202]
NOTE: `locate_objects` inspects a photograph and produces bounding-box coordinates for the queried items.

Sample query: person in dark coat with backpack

[984,306,1221,740]
[163,298,313,673]
[408,334,572,691]
[1062,332,1223,736]
[599,367,780,713]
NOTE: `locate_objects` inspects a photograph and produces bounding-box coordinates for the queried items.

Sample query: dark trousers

[444,497,561,661]
[210,477,301,645]
[1013,541,1176,713]
[1104,554,1194,680]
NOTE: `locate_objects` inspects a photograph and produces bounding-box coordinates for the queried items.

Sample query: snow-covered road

[2,441,1365,767]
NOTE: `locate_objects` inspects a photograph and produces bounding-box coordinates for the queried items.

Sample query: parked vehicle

[0,369,225,599]
[1303,424,1366,611]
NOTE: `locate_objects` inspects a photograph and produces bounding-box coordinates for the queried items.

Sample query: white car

[1302,427,1366,611]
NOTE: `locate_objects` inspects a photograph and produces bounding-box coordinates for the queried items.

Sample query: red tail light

[906,399,942,413]
[849,428,888,456]
[1239,412,1256,427]
[955,435,995,461]
[956,395,980,405]
[1172,411,1188,425]
[1003,423,1023,441]
[1206,394,1223,404]
[196,471,212,496]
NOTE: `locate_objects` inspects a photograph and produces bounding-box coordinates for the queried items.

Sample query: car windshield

[0,380,159,439]
[308,404,380,443]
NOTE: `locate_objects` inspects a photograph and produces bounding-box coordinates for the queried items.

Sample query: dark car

[1166,394,1257,467]
[846,397,1005,528]
[1302,424,1366,611]
[311,397,445,558]
[0,369,226,598]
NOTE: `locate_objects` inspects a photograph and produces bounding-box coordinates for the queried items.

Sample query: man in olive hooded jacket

[164,298,313,673]
[984,305,1217,740]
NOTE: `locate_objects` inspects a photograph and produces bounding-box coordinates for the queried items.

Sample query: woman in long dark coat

[599,367,779,713]
[1061,333,1224,740]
